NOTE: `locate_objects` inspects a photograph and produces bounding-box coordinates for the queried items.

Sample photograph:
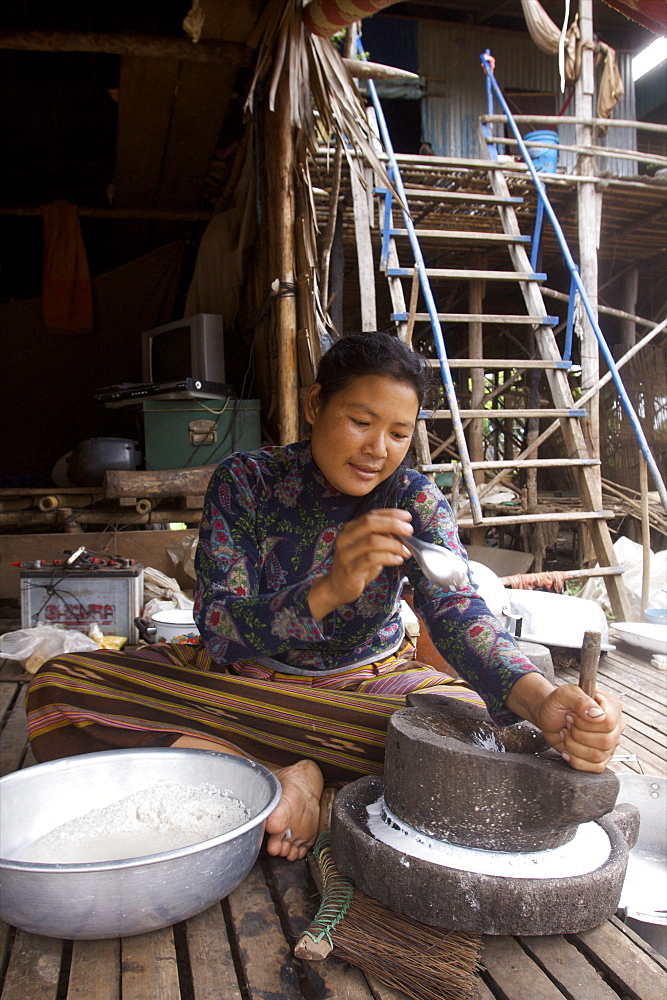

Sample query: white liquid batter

[366,796,612,879]
[18,781,250,864]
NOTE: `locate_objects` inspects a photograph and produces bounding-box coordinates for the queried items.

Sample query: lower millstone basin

[329,694,640,935]
[331,775,639,936]
[385,694,620,851]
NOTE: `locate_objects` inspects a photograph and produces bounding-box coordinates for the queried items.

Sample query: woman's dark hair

[314,331,435,514]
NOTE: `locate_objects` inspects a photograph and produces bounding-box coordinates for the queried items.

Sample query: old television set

[141,313,225,384]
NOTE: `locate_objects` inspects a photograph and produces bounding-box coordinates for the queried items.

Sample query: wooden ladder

[351,154,631,620]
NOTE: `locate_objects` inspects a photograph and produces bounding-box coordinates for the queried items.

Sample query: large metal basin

[616,773,667,957]
[0,748,281,939]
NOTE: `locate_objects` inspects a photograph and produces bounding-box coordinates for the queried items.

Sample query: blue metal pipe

[564,275,577,363]
[357,37,483,524]
[480,51,667,510]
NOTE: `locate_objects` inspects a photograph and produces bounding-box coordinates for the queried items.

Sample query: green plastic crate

[142,398,260,470]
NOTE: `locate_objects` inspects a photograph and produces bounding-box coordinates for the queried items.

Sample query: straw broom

[294,789,481,1000]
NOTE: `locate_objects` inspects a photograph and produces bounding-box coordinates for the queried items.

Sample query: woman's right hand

[308,509,413,621]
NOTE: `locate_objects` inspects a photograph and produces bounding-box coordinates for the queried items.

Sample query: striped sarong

[26,641,484,783]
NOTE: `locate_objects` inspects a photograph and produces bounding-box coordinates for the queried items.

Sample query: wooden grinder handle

[579,630,602,698]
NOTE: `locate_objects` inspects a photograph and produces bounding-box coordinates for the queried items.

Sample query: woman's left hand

[505,672,625,773]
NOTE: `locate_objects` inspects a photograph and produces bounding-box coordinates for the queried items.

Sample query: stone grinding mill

[331,674,640,936]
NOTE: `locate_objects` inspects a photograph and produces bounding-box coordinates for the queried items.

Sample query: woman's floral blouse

[194,441,539,723]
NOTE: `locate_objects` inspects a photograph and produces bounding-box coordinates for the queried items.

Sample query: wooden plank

[266,855,378,999]
[481,935,565,999]
[225,863,303,1000]
[422,460,600,471]
[114,56,180,208]
[392,228,530,244]
[417,316,557,325]
[0,930,62,1000]
[185,904,243,1000]
[103,467,216,498]
[608,915,667,971]
[474,981,498,1000]
[67,939,120,1000]
[350,162,377,330]
[427,358,569,368]
[571,920,667,1000]
[556,667,666,728]
[402,187,523,204]
[120,927,181,1000]
[0,30,253,66]
[457,511,615,527]
[432,409,586,419]
[519,935,620,999]
[388,267,546,281]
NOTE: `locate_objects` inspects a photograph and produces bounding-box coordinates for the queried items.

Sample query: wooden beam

[0,30,253,66]
[0,206,215,220]
[342,58,420,82]
[104,466,215,498]
[481,113,667,135]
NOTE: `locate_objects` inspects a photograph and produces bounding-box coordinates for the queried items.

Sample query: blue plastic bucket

[524,130,559,172]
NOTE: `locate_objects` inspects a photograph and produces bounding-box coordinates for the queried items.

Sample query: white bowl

[610,622,667,655]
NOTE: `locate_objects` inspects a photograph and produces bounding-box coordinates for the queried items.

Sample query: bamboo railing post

[640,454,651,619]
[273,67,299,445]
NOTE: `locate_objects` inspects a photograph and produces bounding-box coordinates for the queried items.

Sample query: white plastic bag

[142,566,193,610]
[0,626,99,675]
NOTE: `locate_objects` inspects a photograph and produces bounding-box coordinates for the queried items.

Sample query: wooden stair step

[389,186,524,205]
[457,510,615,527]
[395,313,559,326]
[420,459,601,472]
[426,358,572,369]
[429,408,587,419]
[390,228,531,244]
[387,267,546,281]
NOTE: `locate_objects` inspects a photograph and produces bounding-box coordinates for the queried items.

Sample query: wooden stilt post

[575,0,602,512]
[468,257,485,546]
[620,265,639,356]
[273,68,299,445]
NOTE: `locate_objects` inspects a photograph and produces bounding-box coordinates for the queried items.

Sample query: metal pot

[0,748,281,939]
[135,608,199,644]
[616,774,667,957]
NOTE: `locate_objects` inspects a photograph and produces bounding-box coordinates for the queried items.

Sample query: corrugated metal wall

[557,52,638,177]
[418,22,638,176]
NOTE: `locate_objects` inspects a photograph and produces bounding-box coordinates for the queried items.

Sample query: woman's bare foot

[171,738,323,862]
[265,759,324,862]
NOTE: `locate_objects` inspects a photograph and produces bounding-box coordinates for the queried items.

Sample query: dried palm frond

[245,0,394,194]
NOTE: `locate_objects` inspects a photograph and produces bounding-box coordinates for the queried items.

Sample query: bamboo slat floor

[1,645,666,1000]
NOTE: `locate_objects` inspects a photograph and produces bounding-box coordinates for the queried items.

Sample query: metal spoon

[400,536,468,592]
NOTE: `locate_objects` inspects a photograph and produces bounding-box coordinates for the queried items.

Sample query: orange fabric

[41,200,93,334]
[304,0,400,36]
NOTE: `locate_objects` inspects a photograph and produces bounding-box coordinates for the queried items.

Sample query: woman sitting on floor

[26,332,625,862]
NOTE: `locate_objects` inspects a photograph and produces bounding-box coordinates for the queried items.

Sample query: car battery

[20,565,144,644]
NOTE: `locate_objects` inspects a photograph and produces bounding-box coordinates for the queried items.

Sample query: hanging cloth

[520,0,581,88]
[596,41,625,133]
[41,200,93,335]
